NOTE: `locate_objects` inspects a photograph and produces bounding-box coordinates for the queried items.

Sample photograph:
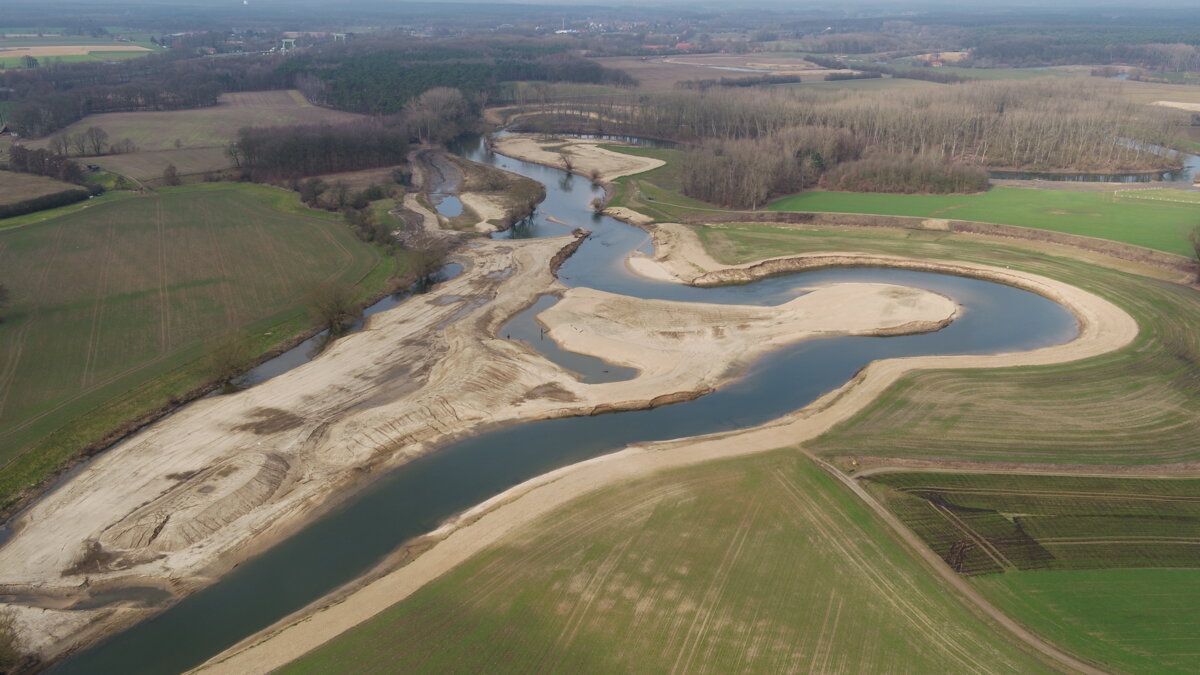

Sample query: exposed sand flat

[1151,100,1200,112]
[492,134,664,182]
[545,285,957,389]
[196,224,1137,674]
[457,192,507,233]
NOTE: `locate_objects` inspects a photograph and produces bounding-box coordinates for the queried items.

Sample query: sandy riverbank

[196,218,1137,675]
[491,134,665,183]
[0,228,956,662]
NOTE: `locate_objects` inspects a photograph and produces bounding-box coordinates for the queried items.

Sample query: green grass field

[977,569,1200,675]
[282,452,1054,674]
[768,187,1198,256]
[694,223,1200,467]
[0,183,393,509]
[597,144,1199,257]
[864,471,1200,672]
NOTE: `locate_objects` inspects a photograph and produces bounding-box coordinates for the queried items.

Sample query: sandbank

[491,134,665,183]
[195,223,1136,674]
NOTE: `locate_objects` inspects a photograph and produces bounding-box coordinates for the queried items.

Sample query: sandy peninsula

[193,141,1138,674]
[491,134,665,182]
[0,229,956,661]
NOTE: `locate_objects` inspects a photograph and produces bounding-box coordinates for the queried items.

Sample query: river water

[49,136,1078,674]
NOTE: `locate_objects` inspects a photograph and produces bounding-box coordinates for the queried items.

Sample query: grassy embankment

[862,472,1200,674]
[0,183,399,512]
[282,452,1056,674]
[603,145,1200,257]
[692,221,1200,670]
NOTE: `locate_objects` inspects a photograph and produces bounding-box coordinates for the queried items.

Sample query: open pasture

[34,90,363,154]
[93,147,235,183]
[0,170,82,205]
[590,56,756,91]
[977,568,1200,675]
[864,472,1200,575]
[282,453,1053,674]
[0,183,387,506]
[768,187,1199,256]
[696,223,1200,467]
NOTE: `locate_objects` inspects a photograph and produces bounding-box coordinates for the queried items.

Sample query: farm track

[156,199,171,351]
[80,219,117,388]
[807,456,1109,675]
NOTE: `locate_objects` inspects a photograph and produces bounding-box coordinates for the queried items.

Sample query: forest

[281,40,635,114]
[516,79,1183,206]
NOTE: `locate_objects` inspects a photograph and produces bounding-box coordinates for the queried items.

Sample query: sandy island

[491,134,665,183]
[0,217,957,659]
[192,139,1139,674]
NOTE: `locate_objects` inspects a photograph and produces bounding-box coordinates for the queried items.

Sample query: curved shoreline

[195,226,1138,673]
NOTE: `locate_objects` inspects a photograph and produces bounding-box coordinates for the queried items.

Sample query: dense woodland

[282,39,634,114]
[236,122,411,180]
[519,79,1183,206]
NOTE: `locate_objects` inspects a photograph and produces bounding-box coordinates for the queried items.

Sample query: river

[49,136,1078,674]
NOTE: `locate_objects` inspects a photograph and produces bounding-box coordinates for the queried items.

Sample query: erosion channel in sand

[27,133,1107,674]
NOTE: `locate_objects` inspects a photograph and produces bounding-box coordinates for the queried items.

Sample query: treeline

[680,127,860,208]
[236,121,410,180]
[2,54,287,137]
[280,39,635,115]
[7,145,87,184]
[560,79,1181,172]
[965,39,1200,71]
[0,189,91,220]
[821,155,989,194]
[677,73,808,91]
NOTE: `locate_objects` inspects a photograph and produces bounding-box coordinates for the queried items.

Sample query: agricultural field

[863,472,1200,673]
[697,223,1200,467]
[29,91,364,181]
[589,56,759,91]
[0,170,82,205]
[282,452,1054,674]
[600,145,1199,257]
[863,472,1200,575]
[0,183,392,508]
[768,187,1199,256]
[777,77,946,92]
[977,569,1200,675]
[0,33,158,68]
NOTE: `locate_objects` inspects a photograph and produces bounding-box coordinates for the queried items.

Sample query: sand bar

[196,220,1136,673]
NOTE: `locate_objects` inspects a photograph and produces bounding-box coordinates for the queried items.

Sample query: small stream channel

[50,135,1079,675]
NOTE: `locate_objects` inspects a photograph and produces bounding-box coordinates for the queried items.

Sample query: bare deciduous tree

[306,281,359,335]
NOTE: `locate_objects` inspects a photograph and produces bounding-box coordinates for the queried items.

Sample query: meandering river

[50,137,1078,674]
